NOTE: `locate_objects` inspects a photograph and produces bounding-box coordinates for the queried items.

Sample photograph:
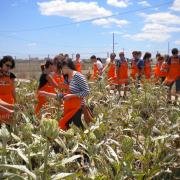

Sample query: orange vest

[160,62,168,77]
[0,76,15,123]
[116,60,128,84]
[144,60,151,79]
[75,61,82,73]
[164,57,180,85]
[107,63,116,80]
[35,82,56,116]
[59,96,81,130]
[91,63,99,80]
[53,73,69,92]
[131,59,139,79]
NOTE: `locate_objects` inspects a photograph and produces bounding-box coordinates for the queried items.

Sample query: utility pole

[113,32,115,53]
[72,53,74,60]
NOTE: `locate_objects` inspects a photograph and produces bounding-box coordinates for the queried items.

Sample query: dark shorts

[66,109,83,129]
[176,77,180,92]
[167,77,180,92]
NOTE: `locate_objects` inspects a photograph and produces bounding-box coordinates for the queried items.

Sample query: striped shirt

[69,72,90,105]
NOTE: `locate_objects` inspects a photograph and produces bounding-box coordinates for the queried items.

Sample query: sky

[0,0,180,59]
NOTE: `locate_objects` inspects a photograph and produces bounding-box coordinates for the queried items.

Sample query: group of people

[0,48,179,130]
[88,49,180,102]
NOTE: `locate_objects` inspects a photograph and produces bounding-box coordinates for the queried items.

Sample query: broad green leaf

[0,165,36,179]
[51,173,74,180]
[61,155,82,166]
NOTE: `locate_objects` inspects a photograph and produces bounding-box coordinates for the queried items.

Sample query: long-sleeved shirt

[69,72,90,105]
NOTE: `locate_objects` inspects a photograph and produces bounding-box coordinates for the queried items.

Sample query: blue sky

[0,0,180,59]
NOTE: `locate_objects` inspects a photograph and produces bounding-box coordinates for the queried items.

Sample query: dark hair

[57,58,76,71]
[110,53,116,57]
[53,55,65,65]
[76,53,80,57]
[137,51,142,55]
[45,59,53,69]
[132,51,137,55]
[64,54,69,58]
[156,53,161,58]
[143,52,151,60]
[90,55,96,59]
[172,48,178,55]
[97,57,102,63]
[0,56,15,69]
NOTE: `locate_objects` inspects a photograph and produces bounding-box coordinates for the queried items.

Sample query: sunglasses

[5,64,12,68]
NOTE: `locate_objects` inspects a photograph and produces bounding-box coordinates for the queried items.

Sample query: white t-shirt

[96,60,103,70]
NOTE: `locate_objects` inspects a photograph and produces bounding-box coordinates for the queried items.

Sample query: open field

[0,78,180,179]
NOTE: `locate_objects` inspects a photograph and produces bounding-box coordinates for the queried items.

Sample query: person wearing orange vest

[143,52,152,80]
[102,53,116,87]
[160,55,169,83]
[35,59,60,117]
[39,58,90,130]
[154,54,166,83]
[115,52,129,97]
[0,56,16,125]
[163,48,180,103]
[74,53,82,73]
[88,55,103,80]
[131,51,144,86]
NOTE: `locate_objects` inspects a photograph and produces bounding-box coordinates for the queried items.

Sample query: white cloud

[107,0,130,8]
[175,40,180,45]
[142,23,180,33]
[27,43,37,47]
[125,32,171,42]
[124,11,180,43]
[140,12,180,25]
[92,18,128,27]
[38,0,112,21]
[138,1,151,7]
[171,0,180,11]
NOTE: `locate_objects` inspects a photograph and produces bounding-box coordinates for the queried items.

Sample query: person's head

[171,48,178,56]
[132,51,137,59]
[0,56,15,72]
[156,53,161,59]
[53,55,65,72]
[110,53,116,61]
[90,55,97,63]
[143,52,151,61]
[137,51,142,59]
[42,59,53,73]
[57,58,76,76]
[76,53,80,60]
[158,55,164,62]
[64,54,69,59]
[119,52,125,60]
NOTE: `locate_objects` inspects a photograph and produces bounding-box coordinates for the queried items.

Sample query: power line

[0,0,173,33]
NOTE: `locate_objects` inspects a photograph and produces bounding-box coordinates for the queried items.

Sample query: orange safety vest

[107,63,116,81]
[0,76,15,124]
[160,62,169,77]
[75,61,82,73]
[164,57,180,85]
[115,60,128,85]
[131,59,139,80]
[144,60,151,79]
[35,78,56,116]
[53,73,69,92]
[59,96,81,130]
[91,63,99,80]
